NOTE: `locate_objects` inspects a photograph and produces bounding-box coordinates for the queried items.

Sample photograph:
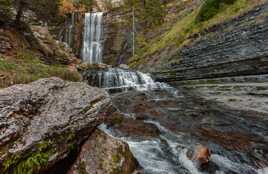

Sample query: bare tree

[14,0,28,25]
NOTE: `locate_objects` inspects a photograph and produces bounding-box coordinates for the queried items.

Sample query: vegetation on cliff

[128,0,266,69]
[124,0,166,27]
[0,50,81,88]
[0,0,93,25]
[0,0,88,88]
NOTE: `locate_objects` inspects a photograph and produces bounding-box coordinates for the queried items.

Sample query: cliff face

[153,3,268,82]
[102,10,132,65]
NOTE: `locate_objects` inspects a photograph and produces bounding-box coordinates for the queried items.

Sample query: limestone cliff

[154,3,268,82]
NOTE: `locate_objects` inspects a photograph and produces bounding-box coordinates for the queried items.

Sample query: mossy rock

[68,129,141,174]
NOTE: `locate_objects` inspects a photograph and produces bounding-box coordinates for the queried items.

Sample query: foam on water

[257,167,268,174]
[211,154,259,174]
[127,140,179,174]
[178,149,206,174]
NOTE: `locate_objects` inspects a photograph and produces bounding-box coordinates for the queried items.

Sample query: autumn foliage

[59,0,88,16]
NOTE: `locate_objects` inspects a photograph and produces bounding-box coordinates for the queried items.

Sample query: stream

[84,68,268,174]
[78,12,268,173]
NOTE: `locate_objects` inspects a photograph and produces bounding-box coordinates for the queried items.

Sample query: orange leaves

[59,0,86,16]
[59,0,75,16]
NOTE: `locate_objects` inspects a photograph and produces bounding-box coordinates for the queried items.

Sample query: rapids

[95,71,268,174]
[80,10,267,174]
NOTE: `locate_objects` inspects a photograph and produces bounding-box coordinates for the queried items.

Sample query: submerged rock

[109,117,160,139]
[68,129,141,174]
[192,145,211,169]
[0,77,112,174]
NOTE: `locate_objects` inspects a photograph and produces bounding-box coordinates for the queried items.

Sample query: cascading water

[60,13,75,47]
[81,67,178,93]
[99,88,268,174]
[79,11,267,174]
[82,12,104,64]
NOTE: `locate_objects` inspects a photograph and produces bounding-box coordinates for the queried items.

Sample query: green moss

[36,140,53,151]
[111,115,124,125]
[13,151,50,174]
[78,161,87,174]
[111,153,121,164]
[2,154,20,172]
[2,131,79,173]
[3,145,53,174]
[196,0,237,22]
[0,58,17,71]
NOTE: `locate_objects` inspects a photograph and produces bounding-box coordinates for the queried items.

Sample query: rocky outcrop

[31,26,78,65]
[68,129,141,174]
[58,12,84,58]
[0,27,30,56]
[102,10,132,65]
[0,34,12,55]
[154,3,268,82]
[176,74,268,114]
[0,77,112,174]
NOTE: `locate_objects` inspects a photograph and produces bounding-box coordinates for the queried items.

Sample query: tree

[0,0,13,22]
[9,0,62,25]
[124,0,165,27]
[29,0,62,24]
[14,0,28,25]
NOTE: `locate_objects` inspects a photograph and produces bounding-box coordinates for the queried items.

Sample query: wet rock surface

[110,88,268,173]
[109,116,160,139]
[0,77,112,173]
[68,129,141,174]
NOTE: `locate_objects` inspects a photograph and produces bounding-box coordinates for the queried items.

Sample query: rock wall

[102,10,132,65]
[154,3,268,82]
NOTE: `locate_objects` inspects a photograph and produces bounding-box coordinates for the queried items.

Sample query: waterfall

[82,12,104,64]
[60,13,75,47]
[81,68,177,93]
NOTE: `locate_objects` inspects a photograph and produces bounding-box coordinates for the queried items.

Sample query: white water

[61,13,75,47]
[82,12,103,64]
[90,68,178,94]
[99,116,268,174]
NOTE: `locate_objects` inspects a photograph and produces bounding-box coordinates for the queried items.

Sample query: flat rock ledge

[0,77,112,174]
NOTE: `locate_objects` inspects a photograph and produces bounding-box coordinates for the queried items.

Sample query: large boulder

[68,129,141,174]
[0,77,113,174]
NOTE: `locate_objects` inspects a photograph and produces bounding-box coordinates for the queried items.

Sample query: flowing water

[80,11,268,174]
[82,12,104,64]
[60,13,75,47]
[90,68,268,174]
[81,67,178,93]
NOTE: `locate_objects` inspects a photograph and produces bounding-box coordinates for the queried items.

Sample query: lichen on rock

[68,129,141,174]
[0,77,113,173]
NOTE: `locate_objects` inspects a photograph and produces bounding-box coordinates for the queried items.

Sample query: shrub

[196,0,237,22]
